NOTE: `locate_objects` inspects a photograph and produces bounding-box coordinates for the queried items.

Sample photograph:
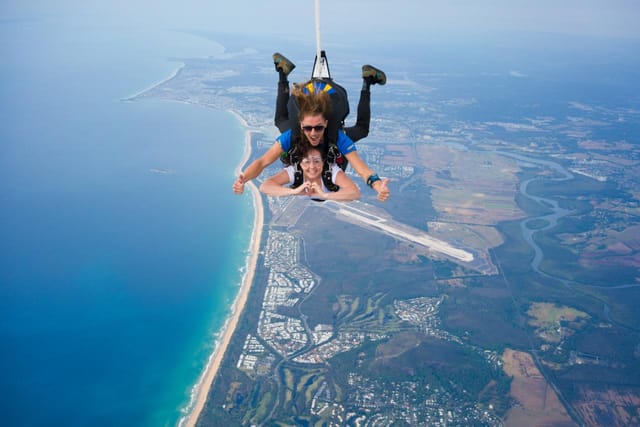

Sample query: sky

[2,0,640,42]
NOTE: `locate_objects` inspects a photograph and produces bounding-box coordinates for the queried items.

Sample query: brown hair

[297,140,326,160]
[291,86,332,121]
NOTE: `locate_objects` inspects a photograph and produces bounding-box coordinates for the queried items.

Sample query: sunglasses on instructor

[301,125,326,133]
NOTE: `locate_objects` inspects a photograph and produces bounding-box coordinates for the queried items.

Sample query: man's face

[300,114,327,146]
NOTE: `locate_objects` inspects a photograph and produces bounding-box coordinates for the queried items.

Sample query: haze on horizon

[2,0,640,42]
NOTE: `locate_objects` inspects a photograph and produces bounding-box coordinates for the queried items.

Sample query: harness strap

[326,142,348,171]
[291,163,304,188]
[321,161,339,192]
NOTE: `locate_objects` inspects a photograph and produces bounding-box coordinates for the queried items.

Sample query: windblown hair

[297,140,326,160]
[291,86,332,121]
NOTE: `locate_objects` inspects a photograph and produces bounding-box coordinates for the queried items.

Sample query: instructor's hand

[232,173,246,194]
[373,178,390,202]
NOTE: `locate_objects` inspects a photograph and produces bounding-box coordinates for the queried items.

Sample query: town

[234,229,504,425]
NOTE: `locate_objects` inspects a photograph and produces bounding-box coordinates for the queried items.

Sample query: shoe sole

[273,52,296,75]
[362,64,386,85]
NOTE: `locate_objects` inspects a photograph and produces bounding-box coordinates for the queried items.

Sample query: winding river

[497,151,574,274]
[496,151,640,323]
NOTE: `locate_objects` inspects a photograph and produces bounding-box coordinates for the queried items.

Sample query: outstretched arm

[324,171,360,201]
[233,142,284,194]
[344,151,390,202]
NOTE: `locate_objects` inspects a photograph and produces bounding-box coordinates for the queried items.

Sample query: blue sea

[0,14,253,427]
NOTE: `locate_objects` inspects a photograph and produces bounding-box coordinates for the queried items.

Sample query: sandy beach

[182,129,263,427]
[121,64,185,101]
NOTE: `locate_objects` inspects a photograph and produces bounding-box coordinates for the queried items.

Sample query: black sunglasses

[301,125,326,133]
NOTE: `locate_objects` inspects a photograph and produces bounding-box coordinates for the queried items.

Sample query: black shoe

[273,52,296,76]
[362,64,386,85]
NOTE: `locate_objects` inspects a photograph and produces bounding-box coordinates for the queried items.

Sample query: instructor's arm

[233,142,283,194]
[344,151,390,202]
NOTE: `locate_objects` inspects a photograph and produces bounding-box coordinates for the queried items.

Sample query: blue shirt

[276,129,357,155]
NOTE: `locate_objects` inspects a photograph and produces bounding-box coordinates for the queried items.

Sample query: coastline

[182,129,264,427]
[120,63,185,101]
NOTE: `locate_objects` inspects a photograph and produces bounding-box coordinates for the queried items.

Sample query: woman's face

[300,148,323,179]
[300,114,327,146]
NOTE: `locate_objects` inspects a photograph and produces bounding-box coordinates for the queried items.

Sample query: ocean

[0,14,253,427]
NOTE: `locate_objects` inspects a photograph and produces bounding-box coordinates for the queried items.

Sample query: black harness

[280,77,350,193]
[281,140,340,193]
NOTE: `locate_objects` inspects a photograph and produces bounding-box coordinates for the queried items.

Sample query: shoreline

[181,128,264,427]
[120,63,185,101]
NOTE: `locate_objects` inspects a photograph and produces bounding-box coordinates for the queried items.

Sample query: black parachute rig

[282,52,350,194]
